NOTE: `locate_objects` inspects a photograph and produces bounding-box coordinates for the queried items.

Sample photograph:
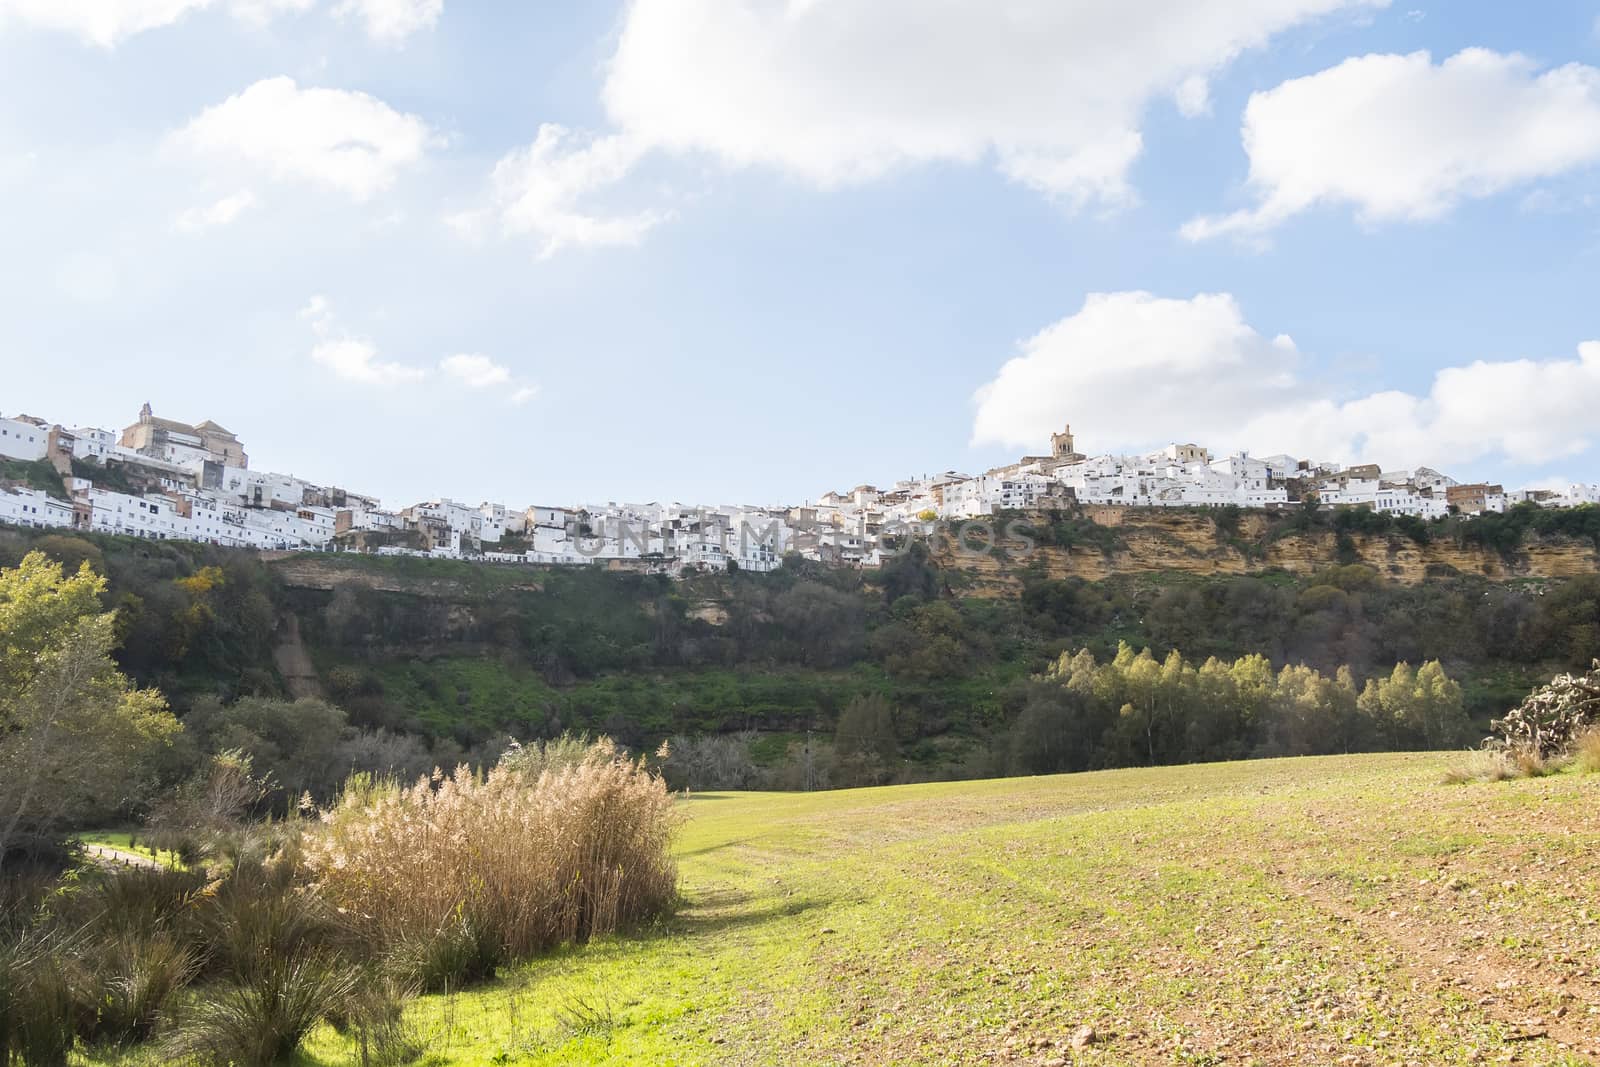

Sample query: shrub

[1490,661,1600,758]
[1442,750,1517,784]
[66,866,205,940]
[161,852,356,1065]
[195,856,336,983]
[304,739,678,976]
[1573,727,1600,775]
[383,910,501,993]
[661,732,763,791]
[168,953,359,1067]
[1,867,206,1060]
[1,925,77,1066]
[328,974,423,1067]
[80,931,198,1045]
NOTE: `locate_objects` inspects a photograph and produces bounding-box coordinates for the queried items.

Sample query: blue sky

[2,0,1598,508]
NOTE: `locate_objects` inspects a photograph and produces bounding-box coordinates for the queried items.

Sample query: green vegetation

[2,519,1599,789]
[2,532,1599,1063]
[86,751,1600,1065]
[73,829,181,869]
[0,457,66,499]
[1,740,677,1066]
[0,553,179,871]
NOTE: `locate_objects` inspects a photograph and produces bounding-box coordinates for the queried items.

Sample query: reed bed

[302,739,678,989]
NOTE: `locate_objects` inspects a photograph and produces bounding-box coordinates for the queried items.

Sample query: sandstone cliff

[931,509,1600,596]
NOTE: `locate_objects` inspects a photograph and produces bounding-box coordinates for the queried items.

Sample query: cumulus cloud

[1174,75,1214,118]
[439,354,539,404]
[0,0,439,45]
[172,77,434,201]
[1184,49,1600,240]
[334,0,440,43]
[311,338,427,385]
[174,189,257,232]
[971,292,1600,470]
[0,0,315,46]
[602,0,1387,207]
[454,125,667,257]
[300,295,426,386]
[972,292,1303,453]
[0,0,209,46]
[439,353,509,388]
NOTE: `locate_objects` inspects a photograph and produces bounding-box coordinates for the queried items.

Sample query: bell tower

[1050,423,1079,460]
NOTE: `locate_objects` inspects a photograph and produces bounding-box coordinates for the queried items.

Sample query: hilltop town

[2,405,1597,573]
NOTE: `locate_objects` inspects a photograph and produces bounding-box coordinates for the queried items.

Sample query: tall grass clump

[1,924,82,1066]
[1575,727,1600,774]
[167,853,358,1067]
[303,738,678,990]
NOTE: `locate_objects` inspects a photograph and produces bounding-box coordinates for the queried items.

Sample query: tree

[183,695,350,806]
[0,552,180,869]
[1411,660,1468,748]
[834,694,898,764]
[772,582,865,667]
[1007,684,1101,775]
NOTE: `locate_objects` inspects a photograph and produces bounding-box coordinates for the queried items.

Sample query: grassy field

[74,828,181,869]
[94,752,1599,1066]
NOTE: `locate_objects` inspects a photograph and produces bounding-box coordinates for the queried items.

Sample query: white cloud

[174,188,257,232]
[440,354,539,404]
[457,124,666,257]
[0,0,207,47]
[439,353,510,388]
[334,0,440,42]
[972,292,1303,452]
[972,292,1600,470]
[0,0,312,46]
[1184,49,1600,241]
[602,0,1387,208]
[229,0,315,26]
[300,295,426,386]
[172,77,433,201]
[1174,75,1213,118]
[312,338,427,385]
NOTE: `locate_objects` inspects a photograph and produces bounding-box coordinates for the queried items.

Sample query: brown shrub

[302,739,678,980]
[1574,727,1600,775]
[1442,750,1517,784]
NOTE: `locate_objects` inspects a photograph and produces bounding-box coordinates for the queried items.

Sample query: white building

[0,416,48,462]
[0,487,73,529]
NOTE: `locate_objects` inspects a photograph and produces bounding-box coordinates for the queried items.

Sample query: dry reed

[301,739,678,980]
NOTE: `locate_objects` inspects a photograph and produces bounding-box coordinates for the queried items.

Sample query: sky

[1,0,1599,509]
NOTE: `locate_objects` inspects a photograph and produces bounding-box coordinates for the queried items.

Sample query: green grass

[86,753,1600,1065]
[74,828,182,869]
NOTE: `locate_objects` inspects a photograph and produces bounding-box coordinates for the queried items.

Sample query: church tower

[1050,424,1080,461]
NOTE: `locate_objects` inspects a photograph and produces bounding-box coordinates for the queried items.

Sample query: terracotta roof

[140,415,198,434]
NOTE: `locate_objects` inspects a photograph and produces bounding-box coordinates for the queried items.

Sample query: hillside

[230,753,1600,1065]
[931,506,1600,595]
[3,513,1599,785]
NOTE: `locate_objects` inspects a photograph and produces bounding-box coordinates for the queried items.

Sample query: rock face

[932,510,1600,596]
[269,556,544,596]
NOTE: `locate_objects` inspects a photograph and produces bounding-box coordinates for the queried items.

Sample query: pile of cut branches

[1490,661,1600,757]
